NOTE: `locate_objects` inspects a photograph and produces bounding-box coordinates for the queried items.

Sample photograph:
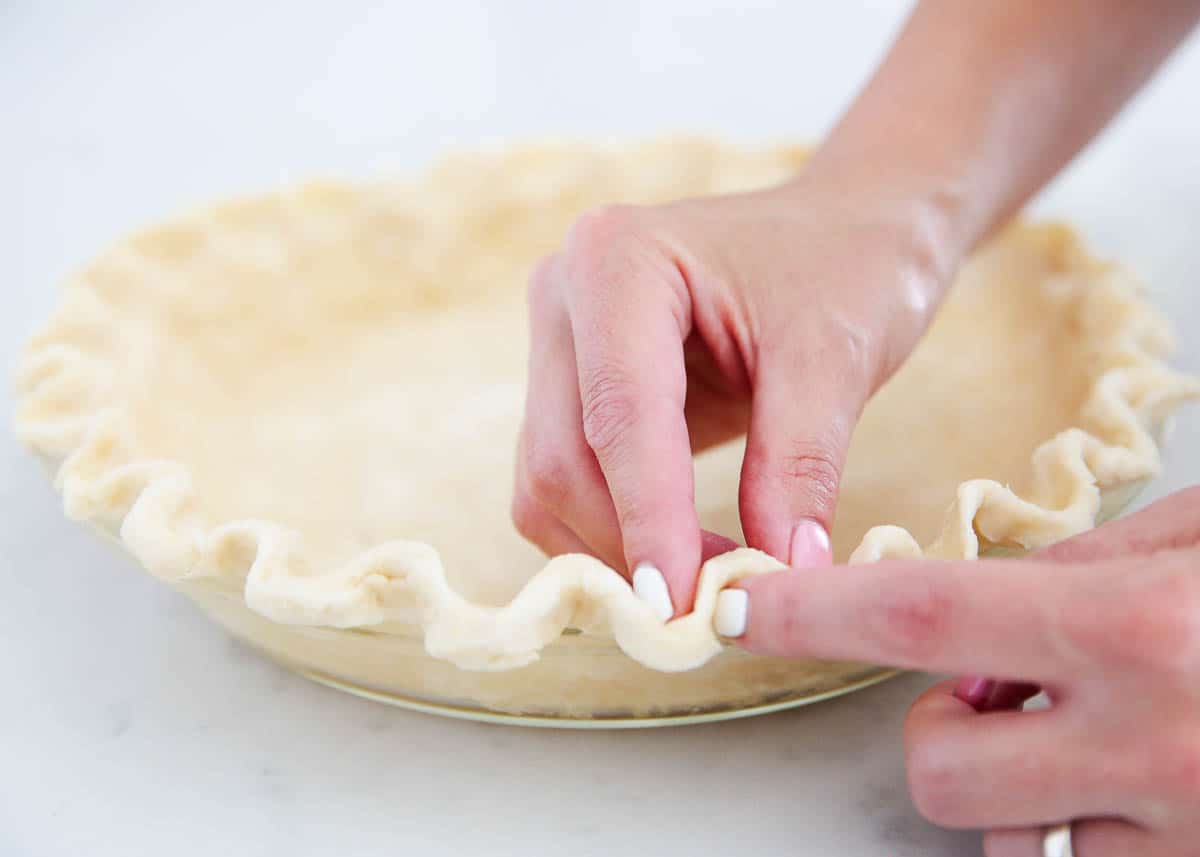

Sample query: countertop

[2,2,1198,855]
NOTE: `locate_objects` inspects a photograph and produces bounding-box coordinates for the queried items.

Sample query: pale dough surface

[15,140,1198,673]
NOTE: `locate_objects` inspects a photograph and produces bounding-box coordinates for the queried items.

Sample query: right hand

[733,488,1200,855]
[512,166,959,616]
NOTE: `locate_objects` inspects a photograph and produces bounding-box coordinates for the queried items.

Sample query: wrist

[775,150,971,313]
[755,158,966,391]
[826,149,972,270]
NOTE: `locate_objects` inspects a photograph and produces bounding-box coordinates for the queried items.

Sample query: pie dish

[14,139,1198,723]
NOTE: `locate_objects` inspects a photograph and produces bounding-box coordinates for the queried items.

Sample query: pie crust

[14,140,1198,680]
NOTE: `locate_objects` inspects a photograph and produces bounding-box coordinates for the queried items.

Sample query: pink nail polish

[954,676,996,710]
[789,519,832,568]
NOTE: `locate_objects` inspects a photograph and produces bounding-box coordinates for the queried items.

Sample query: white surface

[2,2,1198,855]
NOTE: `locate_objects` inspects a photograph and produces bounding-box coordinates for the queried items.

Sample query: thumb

[738,345,863,567]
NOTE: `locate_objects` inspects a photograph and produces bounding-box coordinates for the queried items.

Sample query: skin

[741,490,1200,855]
[514,0,1200,851]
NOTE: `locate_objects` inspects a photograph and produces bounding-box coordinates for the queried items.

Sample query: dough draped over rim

[13,139,1199,672]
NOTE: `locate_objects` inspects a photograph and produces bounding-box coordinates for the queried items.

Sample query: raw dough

[15,139,1198,674]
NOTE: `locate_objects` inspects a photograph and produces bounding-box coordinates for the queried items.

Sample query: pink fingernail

[954,676,996,710]
[789,519,832,568]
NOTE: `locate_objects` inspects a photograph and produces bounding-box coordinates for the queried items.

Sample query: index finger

[734,556,1106,681]
[564,206,701,616]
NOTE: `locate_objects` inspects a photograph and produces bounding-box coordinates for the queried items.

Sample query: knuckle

[579,368,641,460]
[869,572,957,663]
[1076,570,1200,679]
[805,312,880,392]
[1144,577,1200,679]
[566,204,641,259]
[1059,594,1111,662]
[776,442,840,511]
[563,205,653,290]
[904,732,965,826]
[837,321,877,386]
[613,497,655,544]
[522,441,575,511]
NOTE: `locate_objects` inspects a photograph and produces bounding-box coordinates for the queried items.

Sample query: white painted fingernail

[633,563,674,622]
[714,589,748,638]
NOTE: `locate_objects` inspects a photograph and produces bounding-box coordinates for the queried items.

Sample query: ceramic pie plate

[14,139,1199,727]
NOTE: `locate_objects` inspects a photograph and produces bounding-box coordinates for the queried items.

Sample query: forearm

[804,0,1200,280]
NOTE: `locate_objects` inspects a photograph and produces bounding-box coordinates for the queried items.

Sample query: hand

[512,169,956,616]
[730,488,1200,855]
[509,0,1200,620]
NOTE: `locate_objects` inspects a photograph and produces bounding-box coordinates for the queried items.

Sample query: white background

[2,2,1198,855]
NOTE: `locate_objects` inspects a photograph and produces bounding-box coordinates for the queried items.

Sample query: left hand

[728,488,1200,855]
[511,172,954,616]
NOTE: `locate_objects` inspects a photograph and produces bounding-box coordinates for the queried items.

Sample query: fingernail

[714,589,748,638]
[789,519,832,568]
[984,681,1042,712]
[953,676,996,710]
[633,563,674,622]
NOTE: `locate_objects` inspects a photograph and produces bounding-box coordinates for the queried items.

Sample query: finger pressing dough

[14,139,1199,677]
